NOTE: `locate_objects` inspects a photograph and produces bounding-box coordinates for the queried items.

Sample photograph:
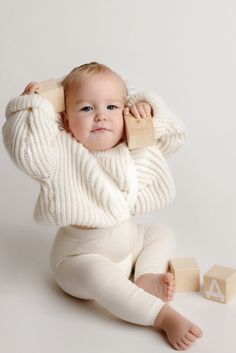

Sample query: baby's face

[64,72,126,151]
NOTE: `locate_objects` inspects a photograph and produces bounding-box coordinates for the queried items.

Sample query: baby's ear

[60,111,70,132]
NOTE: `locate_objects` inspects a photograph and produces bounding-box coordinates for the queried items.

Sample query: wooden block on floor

[124,113,155,150]
[203,265,236,304]
[38,78,65,113]
[169,257,200,292]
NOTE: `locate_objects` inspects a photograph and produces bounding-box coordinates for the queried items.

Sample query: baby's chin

[85,136,124,151]
[87,143,121,151]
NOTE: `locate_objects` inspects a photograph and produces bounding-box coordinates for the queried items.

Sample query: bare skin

[135,273,203,350]
[154,304,203,350]
[135,272,176,302]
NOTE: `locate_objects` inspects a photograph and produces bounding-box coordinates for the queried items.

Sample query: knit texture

[2,92,185,228]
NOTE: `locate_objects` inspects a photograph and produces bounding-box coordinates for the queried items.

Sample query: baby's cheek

[117,118,125,132]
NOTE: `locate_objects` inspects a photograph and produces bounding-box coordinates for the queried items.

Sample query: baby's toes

[178,338,191,350]
[165,272,175,282]
[168,279,176,291]
[174,339,188,351]
[166,282,175,300]
[190,325,203,338]
[166,289,175,301]
[166,273,176,288]
[182,334,195,347]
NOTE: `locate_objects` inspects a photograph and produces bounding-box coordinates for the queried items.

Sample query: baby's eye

[81,106,93,112]
[107,105,118,110]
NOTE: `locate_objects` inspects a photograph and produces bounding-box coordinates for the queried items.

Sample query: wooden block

[38,78,65,113]
[37,79,154,150]
[124,113,155,150]
[169,257,200,292]
[203,265,236,304]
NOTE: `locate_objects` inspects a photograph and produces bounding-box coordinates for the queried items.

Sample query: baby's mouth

[91,127,111,132]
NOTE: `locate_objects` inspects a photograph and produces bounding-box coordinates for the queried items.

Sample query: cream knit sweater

[2,91,185,228]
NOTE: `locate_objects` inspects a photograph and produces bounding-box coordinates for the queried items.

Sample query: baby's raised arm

[2,82,61,181]
[127,92,186,158]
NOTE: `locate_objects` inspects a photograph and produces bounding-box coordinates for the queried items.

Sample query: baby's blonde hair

[62,61,128,99]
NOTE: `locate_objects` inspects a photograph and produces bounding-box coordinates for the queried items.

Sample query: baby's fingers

[129,102,152,119]
[136,102,152,118]
[21,82,40,95]
[124,107,130,116]
[142,103,152,117]
[129,105,141,119]
[136,102,148,118]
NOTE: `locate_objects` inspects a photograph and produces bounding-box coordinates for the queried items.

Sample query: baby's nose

[95,112,106,121]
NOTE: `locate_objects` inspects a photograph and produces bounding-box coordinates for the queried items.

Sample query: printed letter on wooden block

[169,257,200,292]
[203,265,236,304]
[38,78,65,113]
[124,114,155,150]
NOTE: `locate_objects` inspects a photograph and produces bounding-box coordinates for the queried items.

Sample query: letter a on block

[206,279,225,302]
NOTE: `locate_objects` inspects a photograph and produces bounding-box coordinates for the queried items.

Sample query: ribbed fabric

[2,92,185,228]
[52,253,164,326]
[50,220,176,326]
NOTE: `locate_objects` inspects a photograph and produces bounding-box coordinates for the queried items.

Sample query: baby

[3,62,203,350]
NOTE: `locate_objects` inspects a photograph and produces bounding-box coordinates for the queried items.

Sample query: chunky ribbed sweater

[2,91,185,228]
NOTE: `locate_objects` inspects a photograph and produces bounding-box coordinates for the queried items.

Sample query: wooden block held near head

[203,265,236,304]
[124,113,155,150]
[38,78,65,113]
[169,257,200,292]
[38,78,155,150]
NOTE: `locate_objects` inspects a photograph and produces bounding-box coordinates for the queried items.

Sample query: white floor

[1,222,236,353]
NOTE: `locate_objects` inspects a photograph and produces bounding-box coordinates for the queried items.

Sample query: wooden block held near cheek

[124,113,155,150]
[38,78,65,113]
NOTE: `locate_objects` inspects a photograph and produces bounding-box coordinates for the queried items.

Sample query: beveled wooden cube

[169,257,200,292]
[124,114,155,150]
[38,78,65,113]
[203,265,236,304]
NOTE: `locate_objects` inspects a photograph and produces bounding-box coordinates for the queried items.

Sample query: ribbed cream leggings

[50,218,175,326]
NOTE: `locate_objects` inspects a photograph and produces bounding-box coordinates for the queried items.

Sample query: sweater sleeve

[126,91,186,158]
[2,94,60,180]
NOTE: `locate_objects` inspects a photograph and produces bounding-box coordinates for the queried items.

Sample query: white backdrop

[1,1,236,353]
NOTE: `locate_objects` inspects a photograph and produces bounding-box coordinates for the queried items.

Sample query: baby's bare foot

[154,304,203,350]
[135,273,175,302]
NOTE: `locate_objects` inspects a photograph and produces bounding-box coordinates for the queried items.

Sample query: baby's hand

[21,82,40,95]
[127,101,152,119]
